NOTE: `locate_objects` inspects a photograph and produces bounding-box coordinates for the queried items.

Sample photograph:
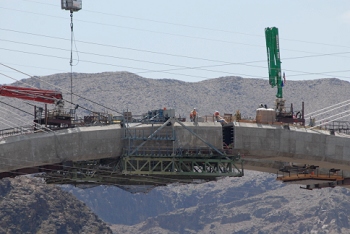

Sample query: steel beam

[122,156,243,177]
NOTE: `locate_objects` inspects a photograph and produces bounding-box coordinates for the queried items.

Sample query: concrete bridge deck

[233,122,350,176]
[0,122,222,173]
[1,120,350,179]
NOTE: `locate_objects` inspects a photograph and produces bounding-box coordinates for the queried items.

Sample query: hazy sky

[1,0,350,85]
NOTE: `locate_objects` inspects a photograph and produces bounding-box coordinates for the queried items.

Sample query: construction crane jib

[265,27,283,99]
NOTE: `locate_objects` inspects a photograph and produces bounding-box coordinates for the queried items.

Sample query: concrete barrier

[233,122,350,171]
[0,121,223,173]
[0,125,123,173]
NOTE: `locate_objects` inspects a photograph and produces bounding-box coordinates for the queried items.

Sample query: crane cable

[70,11,73,109]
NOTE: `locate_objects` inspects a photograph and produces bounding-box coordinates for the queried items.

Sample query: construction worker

[214,111,227,125]
[190,108,197,122]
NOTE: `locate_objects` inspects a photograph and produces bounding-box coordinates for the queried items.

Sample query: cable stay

[305,99,350,117]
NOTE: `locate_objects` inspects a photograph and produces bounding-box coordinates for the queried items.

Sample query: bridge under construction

[1,111,350,192]
[1,25,350,192]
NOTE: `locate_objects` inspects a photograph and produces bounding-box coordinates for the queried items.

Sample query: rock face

[111,185,350,234]
[0,176,112,234]
[64,171,281,226]
[64,171,350,234]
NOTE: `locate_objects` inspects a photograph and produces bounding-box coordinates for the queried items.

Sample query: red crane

[0,85,72,129]
[0,85,63,104]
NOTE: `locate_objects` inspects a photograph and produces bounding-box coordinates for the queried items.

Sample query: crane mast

[263,27,305,125]
[265,27,287,116]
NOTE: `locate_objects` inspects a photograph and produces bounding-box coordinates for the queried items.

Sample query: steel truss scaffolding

[37,115,243,189]
[122,156,243,177]
[121,116,243,179]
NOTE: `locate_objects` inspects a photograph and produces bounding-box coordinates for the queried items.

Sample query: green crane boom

[265,27,283,98]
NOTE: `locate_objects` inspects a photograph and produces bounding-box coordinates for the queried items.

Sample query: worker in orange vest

[190,108,197,122]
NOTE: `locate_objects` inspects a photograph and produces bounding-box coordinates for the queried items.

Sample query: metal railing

[0,125,35,138]
[321,121,350,135]
[0,123,56,139]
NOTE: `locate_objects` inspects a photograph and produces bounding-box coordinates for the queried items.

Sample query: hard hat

[193,108,196,110]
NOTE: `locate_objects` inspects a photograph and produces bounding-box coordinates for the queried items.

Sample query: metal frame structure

[121,116,243,181]
[122,156,242,177]
[34,114,243,189]
[322,121,350,135]
[277,164,350,190]
[37,159,189,187]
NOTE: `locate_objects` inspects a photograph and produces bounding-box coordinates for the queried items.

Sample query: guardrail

[0,125,35,139]
[322,121,350,135]
[0,124,59,138]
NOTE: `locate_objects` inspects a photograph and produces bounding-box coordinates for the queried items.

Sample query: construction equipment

[265,27,287,118]
[264,27,305,125]
[277,164,350,190]
[61,0,82,12]
[0,85,73,129]
[265,27,283,100]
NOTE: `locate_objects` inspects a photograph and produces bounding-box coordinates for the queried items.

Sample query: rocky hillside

[64,170,350,234]
[2,72,350,129]
[0,176,112,234]
[63,170,282,226]
[111,185,350,234]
